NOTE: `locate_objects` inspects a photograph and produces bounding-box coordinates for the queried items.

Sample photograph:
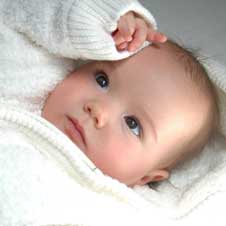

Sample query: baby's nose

[83,101,108,129]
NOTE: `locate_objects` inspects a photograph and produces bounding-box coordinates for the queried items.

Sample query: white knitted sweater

[1,0,226,226]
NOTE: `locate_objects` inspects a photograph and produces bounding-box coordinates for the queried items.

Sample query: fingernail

[126,36,132,42]
[161,36,167,42]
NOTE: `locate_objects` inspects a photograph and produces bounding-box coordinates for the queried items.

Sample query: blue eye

[124,116,141,137]
[95,72,109,88]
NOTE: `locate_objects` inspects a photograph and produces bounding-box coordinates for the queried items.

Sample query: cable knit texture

[2,0,156,60]
[1,0,226,225]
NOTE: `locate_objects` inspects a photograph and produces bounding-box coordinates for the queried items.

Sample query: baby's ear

[135,169,169,186]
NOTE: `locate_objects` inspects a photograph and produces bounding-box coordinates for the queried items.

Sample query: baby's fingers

[117,42,128,51]
[112,29,125,45]
[117,12,136,42]
[127,19,147,52]
[147,30,167,43]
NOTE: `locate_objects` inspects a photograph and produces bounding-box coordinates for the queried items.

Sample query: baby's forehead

[95,43,201,94]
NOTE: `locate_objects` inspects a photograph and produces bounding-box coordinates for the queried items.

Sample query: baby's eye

[95,71,109,89]
[124,116,142,137]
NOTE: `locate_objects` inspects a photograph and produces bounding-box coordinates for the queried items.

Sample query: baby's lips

[65,116,87,151]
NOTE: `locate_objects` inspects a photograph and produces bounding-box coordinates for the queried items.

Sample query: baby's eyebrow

[105,61,117,72]
[142,109,157,142]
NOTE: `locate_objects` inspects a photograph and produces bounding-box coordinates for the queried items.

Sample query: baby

[0,1,222,225]
[42,13,219,186]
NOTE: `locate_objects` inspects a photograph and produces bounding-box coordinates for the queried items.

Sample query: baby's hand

[112,11,167,52]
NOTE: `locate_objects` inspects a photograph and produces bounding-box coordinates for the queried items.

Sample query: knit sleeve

[2,0,157,60]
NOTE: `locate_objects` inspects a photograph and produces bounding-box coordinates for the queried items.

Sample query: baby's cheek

[96,142,142,182]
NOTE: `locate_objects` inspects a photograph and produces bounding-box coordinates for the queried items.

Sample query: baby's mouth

[65,116,87,151]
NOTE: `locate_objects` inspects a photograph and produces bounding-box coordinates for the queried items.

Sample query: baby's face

[42,44,209,186]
